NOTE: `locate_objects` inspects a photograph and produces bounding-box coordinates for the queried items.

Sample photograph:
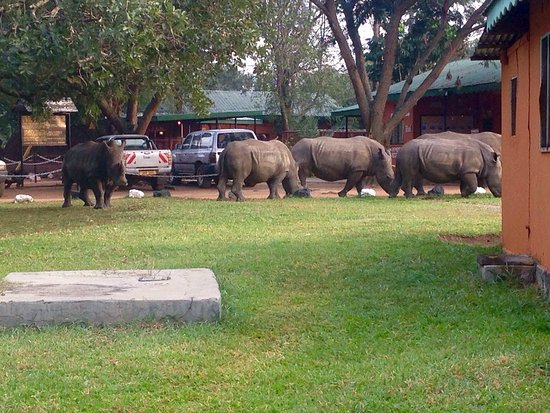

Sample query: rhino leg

[401,175,416,198]
[355,176,370,195]
[79,186,93,206]
[62,177,73,208]
[104,184,115,208]
[414,176,426,195]
[217,176,228,200]
[459,173,478,197]
[297,165,310,188]
[91,181,106,209]
[230,179,246,201]
[338,172,363,197]
[266,175,284,199]
[389,170,402,198]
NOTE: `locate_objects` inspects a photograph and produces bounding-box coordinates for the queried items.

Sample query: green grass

[0,194,548,412]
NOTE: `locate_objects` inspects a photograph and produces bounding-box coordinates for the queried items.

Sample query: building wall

[412,91,501,139]
[500,0,550,269]
[527,1,550,269]
[501,36,531,256]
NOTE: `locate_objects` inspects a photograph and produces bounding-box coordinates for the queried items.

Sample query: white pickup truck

[96,134,172,190]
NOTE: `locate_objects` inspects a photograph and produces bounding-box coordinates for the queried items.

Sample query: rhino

[389,137,502,198]
[217,139,306,201]
[62,140,127,208]
[412,131,502,195]
[290,136,394,197]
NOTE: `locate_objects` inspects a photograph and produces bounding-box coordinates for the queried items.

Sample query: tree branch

[396,5,450,109]
[98,98,127,133]
[137,93,164,135]
[385,0,493,136]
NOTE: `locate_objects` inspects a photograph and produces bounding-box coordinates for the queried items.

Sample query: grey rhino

[389,137,502,198]
[217,139,305,201]
[412,131,501,195]
[62,140,127,208]
[290,136,394,197]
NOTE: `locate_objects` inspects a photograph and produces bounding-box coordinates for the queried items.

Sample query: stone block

[0,269,221,327]
[480,264,536,284]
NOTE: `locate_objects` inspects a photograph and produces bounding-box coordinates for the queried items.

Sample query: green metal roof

[154,90,338,122]
[332,59,500,117]
[472,0,529,60]
[487,0,525,31]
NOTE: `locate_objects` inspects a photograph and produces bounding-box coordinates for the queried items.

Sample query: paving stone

[0,269,220,327]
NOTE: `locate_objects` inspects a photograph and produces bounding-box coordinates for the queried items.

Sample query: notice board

[21,115,67,146]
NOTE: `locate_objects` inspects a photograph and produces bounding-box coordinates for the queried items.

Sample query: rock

[427,185,444,195]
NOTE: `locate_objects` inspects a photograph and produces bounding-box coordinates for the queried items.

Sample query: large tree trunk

[311,0,372,133]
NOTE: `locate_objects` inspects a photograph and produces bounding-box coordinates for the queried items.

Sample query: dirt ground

[0,177,463,204]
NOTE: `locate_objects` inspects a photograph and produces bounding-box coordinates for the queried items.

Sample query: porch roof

[332,59,500,117]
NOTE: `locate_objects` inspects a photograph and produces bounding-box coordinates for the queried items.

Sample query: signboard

[21,115,67,146]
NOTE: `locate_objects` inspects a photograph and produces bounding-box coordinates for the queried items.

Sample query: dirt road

[0,178,462,204]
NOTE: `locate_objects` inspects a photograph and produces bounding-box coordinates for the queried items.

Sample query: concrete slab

[0,269,221,327]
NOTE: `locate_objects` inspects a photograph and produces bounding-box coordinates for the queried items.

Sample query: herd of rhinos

[61,131,502,209]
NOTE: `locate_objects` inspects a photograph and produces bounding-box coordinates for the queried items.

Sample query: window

[182,134,192,149]
[390,122,403,145]
[511,77,517,136]
[200,133,213,148]
[541,34,550,150]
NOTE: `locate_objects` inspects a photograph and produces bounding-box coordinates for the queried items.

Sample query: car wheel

[196,165,212,188]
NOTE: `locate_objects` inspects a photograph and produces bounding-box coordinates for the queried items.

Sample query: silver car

[171,128,257,187]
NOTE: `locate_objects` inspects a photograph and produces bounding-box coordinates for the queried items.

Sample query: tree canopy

[0,0,260,137]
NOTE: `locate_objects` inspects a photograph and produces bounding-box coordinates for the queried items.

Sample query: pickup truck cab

[171,129,257,187]
[96,134,172,190]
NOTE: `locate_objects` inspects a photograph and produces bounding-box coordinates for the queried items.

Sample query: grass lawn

[0,194,549,412]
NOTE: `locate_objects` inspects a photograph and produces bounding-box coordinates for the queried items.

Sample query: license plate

[138,169,157,176]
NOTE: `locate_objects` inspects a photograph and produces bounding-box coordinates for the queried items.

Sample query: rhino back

[417,139,484,181]
[63,142,107,181]
[305,136,375,180]
[417,131,502,154]
[249,140,293,181]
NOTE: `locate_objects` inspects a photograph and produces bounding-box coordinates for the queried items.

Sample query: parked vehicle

[96,134,172,190]
[0,160,6,197]
[171,129,257,187]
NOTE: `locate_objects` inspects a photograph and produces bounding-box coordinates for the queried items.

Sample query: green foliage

[365,0,468,85]
[0,0,260,131]
[256,0,342,134]
[1,196,550,411]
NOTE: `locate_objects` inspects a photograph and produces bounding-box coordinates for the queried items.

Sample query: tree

[0,0,260,136]
[256,0,333,134]
[309,0,493,146]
